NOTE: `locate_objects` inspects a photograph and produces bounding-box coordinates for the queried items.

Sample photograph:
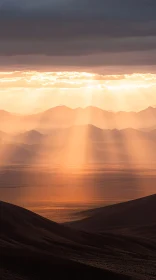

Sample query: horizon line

[0,105,155,116]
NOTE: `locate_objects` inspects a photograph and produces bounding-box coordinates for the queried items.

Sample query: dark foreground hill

[1,199,156,280]
[69,194,156,235]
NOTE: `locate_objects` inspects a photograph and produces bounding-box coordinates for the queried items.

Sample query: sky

[0,0,156,113]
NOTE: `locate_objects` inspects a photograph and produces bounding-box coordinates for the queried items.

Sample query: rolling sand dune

[1,196,156,279]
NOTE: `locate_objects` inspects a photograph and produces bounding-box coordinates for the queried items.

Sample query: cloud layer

[0,0,156,68]
[0,71,156,113]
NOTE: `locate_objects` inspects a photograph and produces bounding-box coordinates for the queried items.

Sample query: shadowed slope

[0,201,133,280]
[69,195,156,234]
[1,200,156,279]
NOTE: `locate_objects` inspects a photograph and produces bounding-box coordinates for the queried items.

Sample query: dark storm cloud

[1,0,156,20]
[0,37,156,56]
[0,0,156,65]
[0,18,156,40]
[1,50,156,68]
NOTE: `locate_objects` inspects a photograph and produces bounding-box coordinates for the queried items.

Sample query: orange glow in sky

[0,71,156,114]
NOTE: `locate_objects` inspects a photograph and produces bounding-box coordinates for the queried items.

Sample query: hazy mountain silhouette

[0,143,36,165]
[0,125,156,164]
[29,106,156,131]
[0,106,156,132]
[17,130,44,145]
[1,197,156,280]
[141,125,156,132]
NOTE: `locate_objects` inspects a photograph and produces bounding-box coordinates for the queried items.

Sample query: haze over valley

[1,1,156,279]
[0,106,156,220]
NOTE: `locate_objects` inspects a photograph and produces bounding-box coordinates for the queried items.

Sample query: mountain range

[0,106,156,133]
[0,125,156,165]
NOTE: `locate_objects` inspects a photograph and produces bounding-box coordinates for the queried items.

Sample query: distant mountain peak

[44,105,73,114]
[0,109,10,115]
[147,106,155,110]
[143,106,155,112]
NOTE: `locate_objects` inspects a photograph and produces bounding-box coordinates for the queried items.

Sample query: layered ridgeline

[1,195,156,280]
[0,124,156,165]
[0,106,156,133]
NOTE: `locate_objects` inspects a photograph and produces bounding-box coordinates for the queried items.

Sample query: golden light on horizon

[0,71,156,114]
